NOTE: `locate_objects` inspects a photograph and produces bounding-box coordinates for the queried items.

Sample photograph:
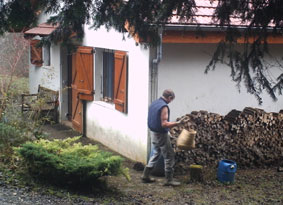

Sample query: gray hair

[162,89,175,99]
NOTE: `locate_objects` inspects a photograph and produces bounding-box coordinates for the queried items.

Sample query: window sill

[92,101,115,110]
[33,65,53,70]
[42,65,53,70]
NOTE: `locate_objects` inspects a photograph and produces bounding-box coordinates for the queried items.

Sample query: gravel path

[0,179,104,205]
[0,182,70,205]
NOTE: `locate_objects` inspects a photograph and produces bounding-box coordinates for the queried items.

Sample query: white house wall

[84,26,150,163]
[28,12,61,93]
[28,13,151,163]
[29,43,61,93]
[158,43,283,121]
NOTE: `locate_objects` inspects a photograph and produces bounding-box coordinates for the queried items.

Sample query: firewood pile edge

[171,107,283,173]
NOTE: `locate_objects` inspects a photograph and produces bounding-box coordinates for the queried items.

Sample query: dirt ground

[40,124,283,205]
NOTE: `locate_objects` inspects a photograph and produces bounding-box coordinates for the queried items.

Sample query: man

[141,89,181,186]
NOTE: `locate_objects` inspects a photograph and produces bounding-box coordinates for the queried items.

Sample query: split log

[224,109,241,123]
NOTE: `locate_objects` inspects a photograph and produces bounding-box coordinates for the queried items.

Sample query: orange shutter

[71,88,83,132]
[30,39,43,66]
[72,46,94,101]
[114,51,127,113]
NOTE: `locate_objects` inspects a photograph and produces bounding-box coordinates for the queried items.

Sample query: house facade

[25,2,283,163]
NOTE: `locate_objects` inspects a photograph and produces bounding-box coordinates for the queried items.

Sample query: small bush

[0,122,31,163]
[0,122,22,142]
[0,76,28,123]
[15,137,130,188]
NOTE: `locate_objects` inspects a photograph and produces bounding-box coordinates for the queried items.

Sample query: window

[30,40,51,67]
[102,50,128,113]
[30,39,43,67]
[43,44,51,66]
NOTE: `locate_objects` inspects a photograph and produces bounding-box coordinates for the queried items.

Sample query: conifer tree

[0,0,282,102]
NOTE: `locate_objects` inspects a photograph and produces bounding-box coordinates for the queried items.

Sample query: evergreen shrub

[15,137,130,187]
[0,122,30,160]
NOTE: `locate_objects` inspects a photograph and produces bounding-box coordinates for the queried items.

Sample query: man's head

[162,89,175,103]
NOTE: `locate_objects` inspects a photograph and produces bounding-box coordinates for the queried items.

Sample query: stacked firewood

[170,107,283,173]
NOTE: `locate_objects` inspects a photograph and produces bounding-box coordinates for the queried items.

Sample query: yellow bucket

[177,129,196,150]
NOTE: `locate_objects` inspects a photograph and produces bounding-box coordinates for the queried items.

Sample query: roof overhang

[24,23,58,37]
[125,23,283,44]
[162,26,283,44]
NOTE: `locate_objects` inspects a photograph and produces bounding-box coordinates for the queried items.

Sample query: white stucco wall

[28,13,61,94]
[28,12,151,162]
[27,12,69,125]
[28,13,151,162]
[29,43,61,93]
[83,26,150,163]
[158,43,283,121]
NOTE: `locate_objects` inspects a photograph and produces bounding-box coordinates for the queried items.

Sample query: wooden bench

[21,85,59,122]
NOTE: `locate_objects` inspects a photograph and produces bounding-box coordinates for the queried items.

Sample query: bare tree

[0,32,29,121]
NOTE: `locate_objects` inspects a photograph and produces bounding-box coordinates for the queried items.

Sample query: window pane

[103,52,114,99]
[43,44,50,66]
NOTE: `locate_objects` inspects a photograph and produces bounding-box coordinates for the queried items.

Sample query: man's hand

[172,120,182,127]
[176,120,182,124]
[176,118,185,125]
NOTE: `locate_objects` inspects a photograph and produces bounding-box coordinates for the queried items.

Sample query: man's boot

[164,171,181,186]
[141,166,156,183]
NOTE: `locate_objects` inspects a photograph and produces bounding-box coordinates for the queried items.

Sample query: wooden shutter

[30,39,43,66]
[71,46,94,133]
[72,46,94,101]
[114,51,127,113]
[71,88,83,132]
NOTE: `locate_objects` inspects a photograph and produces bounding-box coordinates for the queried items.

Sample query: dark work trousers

[147,131,175,173]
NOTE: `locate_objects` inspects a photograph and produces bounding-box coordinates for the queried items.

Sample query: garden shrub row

[15,137,130,188]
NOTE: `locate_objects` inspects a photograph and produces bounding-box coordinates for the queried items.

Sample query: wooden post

[189,164,203,182]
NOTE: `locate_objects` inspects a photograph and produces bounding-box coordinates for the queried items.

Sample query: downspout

[151,28,163,103]
[147,28,163,163]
